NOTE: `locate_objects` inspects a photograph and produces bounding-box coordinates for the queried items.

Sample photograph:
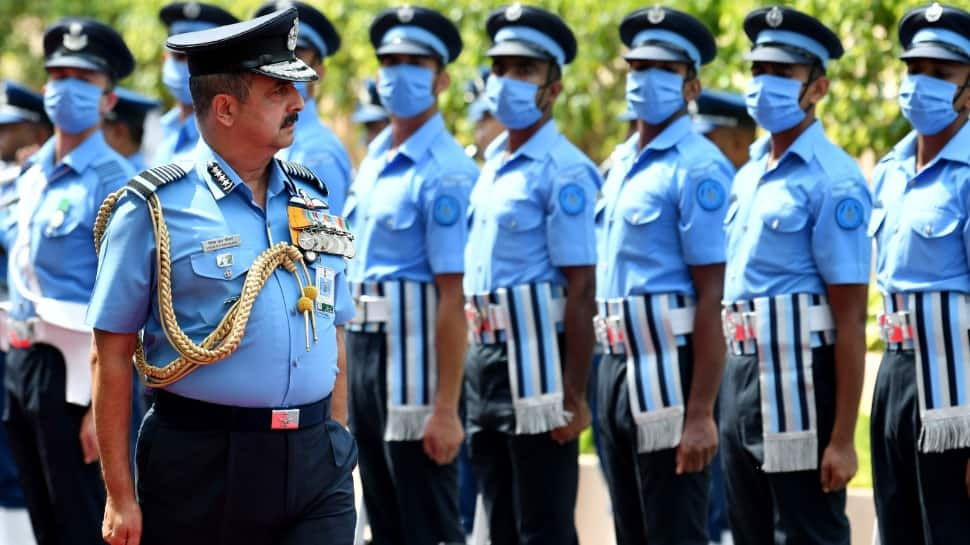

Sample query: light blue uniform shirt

[126,151,147,173]
[723,120,871,302]
[153,107,198,166]
[345,113,478,283]
[277,98,352,215]
[87,138,354,408]
[872,122,970,294]
[464,120,602,294]
[596,115,734,299]
[2,132,132,320]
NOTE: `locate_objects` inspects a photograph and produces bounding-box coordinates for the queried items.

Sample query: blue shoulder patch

[558,183,586,216]
[696,180,726,211]
[835,197,865,230]
[433,195,461,226]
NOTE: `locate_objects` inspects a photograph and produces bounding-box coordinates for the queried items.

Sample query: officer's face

[905,58,970,112]
[378,53,449,95]
[45,66,117,120]
[234,74,305,151]
[626,59,701,103]
[750,61,828,110]
[490,56,563,110]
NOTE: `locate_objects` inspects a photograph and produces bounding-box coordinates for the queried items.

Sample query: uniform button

[924,225,933,236]
[509,220,518,228]
[385,219,393,227]
[292,360,298,368]
[631,213,640,222]
[771,219,780,230]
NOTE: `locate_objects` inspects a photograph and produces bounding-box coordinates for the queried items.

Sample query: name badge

[201,234,241,253]
[315,267,335,316]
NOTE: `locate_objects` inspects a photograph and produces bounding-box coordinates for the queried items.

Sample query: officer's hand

[820,440,857,493]
[550,395,591,445]
[102,496,142,545]
[423,408,464,465]
[676,414,718,474]
[80,407,100,464]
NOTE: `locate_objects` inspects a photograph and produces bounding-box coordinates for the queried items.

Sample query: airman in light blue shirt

[254,1,353,214]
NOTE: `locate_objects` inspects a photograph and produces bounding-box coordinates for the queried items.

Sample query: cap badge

[766,6,784,28]
[63,22,88,51]
[183,2,201,19]
[287,18,299,51]
[506,3,523,21]
[397,5,415,23]
[926,2,943,23]
[275,0,295,10]
[647,5,665,25]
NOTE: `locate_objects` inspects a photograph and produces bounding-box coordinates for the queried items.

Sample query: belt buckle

[464,303,483,334]
[593,315,609,346]
[722,310,755,343]
[271,409,300,430]
[9,319,33,348]
[605,316,625,352]
[878,312,911,343]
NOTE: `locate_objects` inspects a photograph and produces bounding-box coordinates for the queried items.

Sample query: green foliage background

[0,0,918,164]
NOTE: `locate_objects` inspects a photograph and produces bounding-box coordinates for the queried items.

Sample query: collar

[194,138,286,201]
[644,115,693,152]
[40,130,110,177]
[940,120,970,166]
[395,113,446,162]
[487,119,559,163]
[750,119,824,167]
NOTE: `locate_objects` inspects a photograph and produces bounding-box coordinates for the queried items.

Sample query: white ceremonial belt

[721,303,834,343]
[350,295,392,324]
[594,296,695,356]
[0,299,93,406]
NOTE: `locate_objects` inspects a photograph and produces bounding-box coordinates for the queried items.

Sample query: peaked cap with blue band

[43,18,135,81]
[108,88,161,124]
[352,78,389,124]
[369,6,463,65]
[485,3,577,66]
[159,2,238,36]
[899,3,970,64]
[255,1,340,58]
[690,89,754,134]
[0,81,48,125]
[743,6,843,68]
[619,5,717,69]
[166,8,318,82]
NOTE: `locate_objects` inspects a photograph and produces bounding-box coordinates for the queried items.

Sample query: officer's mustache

[281,113,299,128]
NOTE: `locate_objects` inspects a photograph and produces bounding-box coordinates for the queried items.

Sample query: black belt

[153,390,331,431]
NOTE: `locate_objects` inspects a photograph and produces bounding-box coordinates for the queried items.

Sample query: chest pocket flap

[762,205,810,233]
[375,204,418,231]
[911,208,961,239]
[621,200,662,226]
[190,247,259,281]
[496,199,543,232]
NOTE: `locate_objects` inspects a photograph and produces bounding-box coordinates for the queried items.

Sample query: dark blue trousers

[0,351,26,508]
[870,349,970,545]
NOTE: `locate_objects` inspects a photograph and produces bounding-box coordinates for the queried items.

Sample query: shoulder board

[125,163,190,200]
[93,159,129,186]
[278,159,328,196]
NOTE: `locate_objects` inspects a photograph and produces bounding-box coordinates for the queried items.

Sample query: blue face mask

[899,74,960,136]
[626,68,685,125]
[162,57,193,105]
[377,64,435,118]
[43,78,103,134]
[745,74,807,133]
[485,76,544,130]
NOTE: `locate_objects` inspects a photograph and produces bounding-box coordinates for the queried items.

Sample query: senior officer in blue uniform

[0,17,135,545]
[154,2,237,166]
[719,7,871,545]
[869,4,970,544]
[344,7,477,545]
[594,8,733,545]
[463,5,601,544]
[104,88,161,173]
[89,9,357,545]
[254,1,353,215]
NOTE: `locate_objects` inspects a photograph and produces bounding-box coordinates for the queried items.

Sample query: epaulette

[93,159,129,187]
[278,159,328,196]
[126,163,190,200]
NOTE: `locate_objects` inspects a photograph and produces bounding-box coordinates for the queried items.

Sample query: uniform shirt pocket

[374,204,418,231]
[905,208,962,267]
[187,246,259,325]
[753,204,812,269]
[495,198,544,233]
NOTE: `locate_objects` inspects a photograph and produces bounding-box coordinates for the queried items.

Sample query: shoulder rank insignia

[126,163,189,200]
[278,159,329,197]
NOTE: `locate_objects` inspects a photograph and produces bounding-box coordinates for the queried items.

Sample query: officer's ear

[210,93,239,127]
[802,67,829,110]
[683,72,701,103]
[433,69,450,96]
[100,89,119,118]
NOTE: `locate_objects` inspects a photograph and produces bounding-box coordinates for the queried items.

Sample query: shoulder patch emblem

[696,180,726,211]
[558,183,586,216]
[835,197,865,230]
[126,163,189,200]
[279,159,328,196]
[432,195,461,226]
